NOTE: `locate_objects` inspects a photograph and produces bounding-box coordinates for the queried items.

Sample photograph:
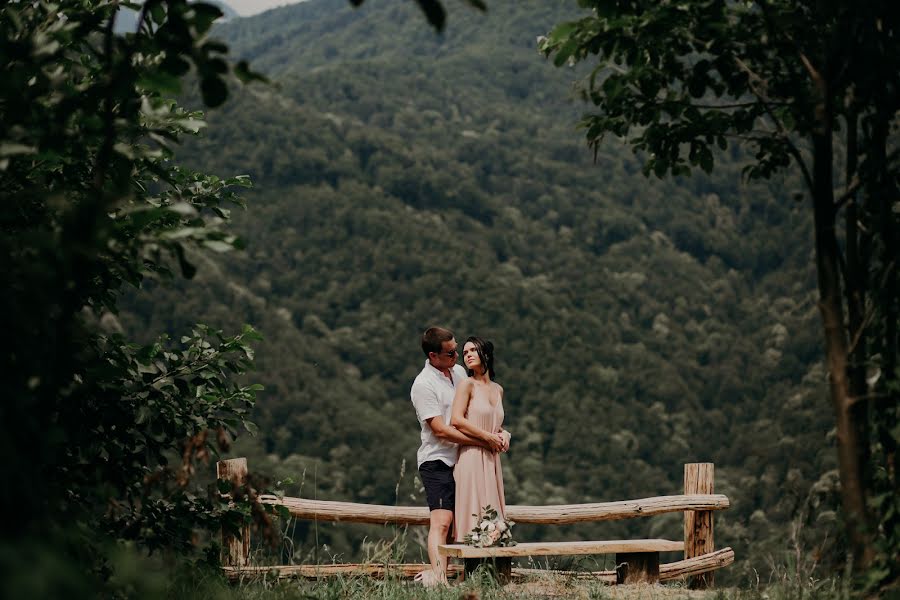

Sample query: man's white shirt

[410,360,468,468]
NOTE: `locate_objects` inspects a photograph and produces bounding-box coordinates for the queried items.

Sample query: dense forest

[116,0,840,582]
[5,0,895,596]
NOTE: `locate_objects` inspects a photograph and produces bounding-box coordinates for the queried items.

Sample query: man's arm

[425,415,489,448]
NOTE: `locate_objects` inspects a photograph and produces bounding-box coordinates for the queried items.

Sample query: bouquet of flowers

[463,505,516,548]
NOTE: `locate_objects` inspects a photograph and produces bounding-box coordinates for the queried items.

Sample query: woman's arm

[425,415,488,448]
[451,379,504,451]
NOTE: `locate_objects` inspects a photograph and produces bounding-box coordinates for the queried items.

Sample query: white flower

[465,506,516,548]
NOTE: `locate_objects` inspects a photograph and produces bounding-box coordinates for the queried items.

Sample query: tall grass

[165,562,856,600]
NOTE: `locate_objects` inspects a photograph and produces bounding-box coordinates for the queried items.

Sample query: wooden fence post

[217,457,250,569]
[684,463,714,589]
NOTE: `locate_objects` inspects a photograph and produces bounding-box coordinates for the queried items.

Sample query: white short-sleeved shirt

[411,360,469,468]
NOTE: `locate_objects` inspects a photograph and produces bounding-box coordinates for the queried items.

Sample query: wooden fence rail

[222,547,736,583]
[257,493,730,525]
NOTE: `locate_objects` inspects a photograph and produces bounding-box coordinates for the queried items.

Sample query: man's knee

[430,509,453,533]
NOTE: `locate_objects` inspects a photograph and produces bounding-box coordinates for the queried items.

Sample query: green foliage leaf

[552,37,580,67]
[414,0,446,32]
[174,244,197,279]
[233,60,269,85]
[200,76,228,108]
[202,239,234,253]
[188,3,224,35]
[139,70,183,96]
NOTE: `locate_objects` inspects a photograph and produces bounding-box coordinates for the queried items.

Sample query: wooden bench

[439,539,684,584]
[218,459,735,588]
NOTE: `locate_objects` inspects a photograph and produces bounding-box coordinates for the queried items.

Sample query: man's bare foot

[414,569,448,587]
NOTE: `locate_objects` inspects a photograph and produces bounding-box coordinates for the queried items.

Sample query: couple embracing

[410,326,510,586]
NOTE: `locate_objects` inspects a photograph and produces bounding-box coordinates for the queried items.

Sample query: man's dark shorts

[419,460,455,512]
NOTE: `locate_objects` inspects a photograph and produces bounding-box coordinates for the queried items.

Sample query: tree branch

[135,0,154,34]
[847,259,897,355]
[756,0,824,91]
[834,176,861,210]
[733,55,815,194]
[92,11,118,191]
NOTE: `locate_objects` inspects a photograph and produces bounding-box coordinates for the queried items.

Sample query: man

[410,326,505,586]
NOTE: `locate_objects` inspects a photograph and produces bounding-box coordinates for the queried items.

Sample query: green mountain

[115,1,239,32]
[120,0,838,578]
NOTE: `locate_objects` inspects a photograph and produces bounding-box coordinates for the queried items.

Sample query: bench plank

[439,539,684,559]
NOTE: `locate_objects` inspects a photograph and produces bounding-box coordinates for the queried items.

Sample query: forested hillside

[119,0,839,579]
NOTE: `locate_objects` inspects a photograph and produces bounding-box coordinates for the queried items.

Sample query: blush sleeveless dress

[453,387,506,542]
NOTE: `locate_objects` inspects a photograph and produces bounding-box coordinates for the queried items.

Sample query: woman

[450,336,510,542]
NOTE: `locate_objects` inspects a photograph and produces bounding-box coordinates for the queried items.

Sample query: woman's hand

[486,432,505,452]
[499,430,511,452]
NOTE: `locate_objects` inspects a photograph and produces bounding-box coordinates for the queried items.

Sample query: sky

[227,0,308,16]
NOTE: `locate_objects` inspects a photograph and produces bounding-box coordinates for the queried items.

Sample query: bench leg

[615,552,660,584]
[463,557,512,583]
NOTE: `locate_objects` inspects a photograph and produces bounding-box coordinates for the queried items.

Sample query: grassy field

[169,568,853,600]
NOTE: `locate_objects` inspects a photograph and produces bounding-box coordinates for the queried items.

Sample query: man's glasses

[435,348,458,358]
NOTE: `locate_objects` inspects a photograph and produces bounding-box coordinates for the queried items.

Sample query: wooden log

[259,495,430,525]
[222,563,464,581]
[684,463,715,589]
[514,567,616,583]
[615,552,660,584]
[510,548,733,583]
[217,458,250,568]
[507,495,730,524]
[257,493,730,526]
[221,548,733,583]
[660,547,734,581]
[439,539,683,559]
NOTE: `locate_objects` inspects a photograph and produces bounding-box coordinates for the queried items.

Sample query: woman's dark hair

[465,336,495,380]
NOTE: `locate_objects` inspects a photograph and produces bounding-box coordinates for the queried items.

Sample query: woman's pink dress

[453,387,506,542]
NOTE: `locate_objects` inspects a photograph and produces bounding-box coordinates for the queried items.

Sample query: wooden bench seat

[439,539,684,584]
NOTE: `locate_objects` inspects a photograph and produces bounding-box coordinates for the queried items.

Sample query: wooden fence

[218,459,734,587]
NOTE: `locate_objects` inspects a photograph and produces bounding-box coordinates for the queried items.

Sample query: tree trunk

[844,111,864,382]
[843,111,872,492]
[812,128,874,569]
[871,111,899,504]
